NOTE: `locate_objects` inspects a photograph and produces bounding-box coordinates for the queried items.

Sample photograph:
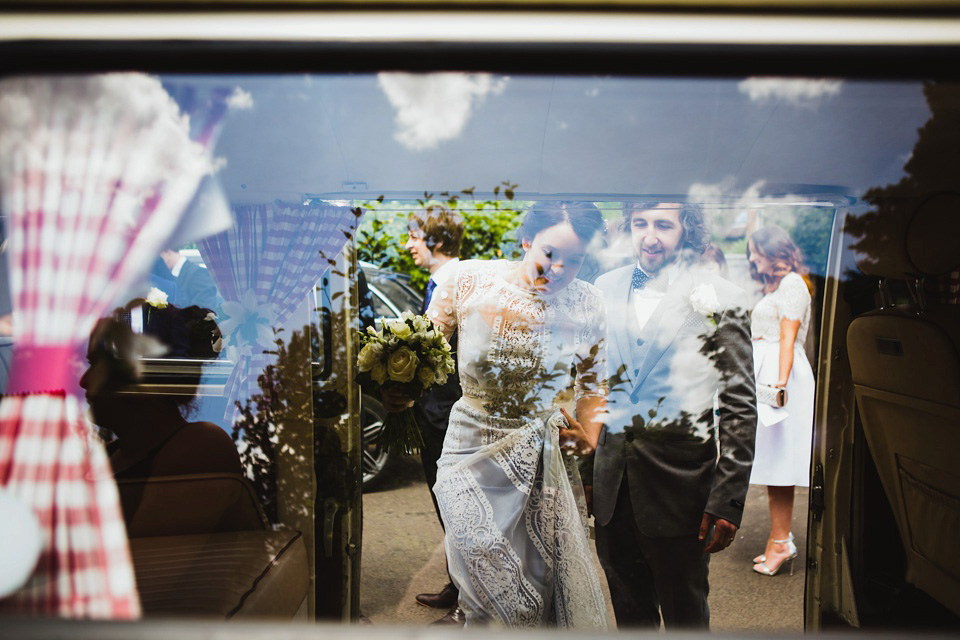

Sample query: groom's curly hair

[620,201,710,261]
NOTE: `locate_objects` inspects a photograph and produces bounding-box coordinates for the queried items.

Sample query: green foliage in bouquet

[356,311,456,454]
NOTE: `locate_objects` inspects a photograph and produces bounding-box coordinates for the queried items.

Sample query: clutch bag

[757,383,788,408]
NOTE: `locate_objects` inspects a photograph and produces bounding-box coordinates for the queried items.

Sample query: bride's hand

[381,387,414,413]
[558,408,596,457]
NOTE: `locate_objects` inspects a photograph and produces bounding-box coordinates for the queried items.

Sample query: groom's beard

[638,248,679,277]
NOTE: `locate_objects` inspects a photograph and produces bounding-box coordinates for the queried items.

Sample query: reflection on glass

[2,71,957,631]
[82,301,235,480]
[745,227,815,578]
[423,202,608,627]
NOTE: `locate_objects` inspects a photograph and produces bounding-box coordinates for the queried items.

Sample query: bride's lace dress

[427,259,609,628]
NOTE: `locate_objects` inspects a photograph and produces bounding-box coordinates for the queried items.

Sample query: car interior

[845,196,960,623]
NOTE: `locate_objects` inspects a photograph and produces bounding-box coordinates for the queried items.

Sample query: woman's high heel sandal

[752,535,798,576]
[753,531,794,564]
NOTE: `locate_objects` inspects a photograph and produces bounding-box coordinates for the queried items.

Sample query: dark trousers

[595,475,711,630]
[417,411,455,587]
[419,421,446,529]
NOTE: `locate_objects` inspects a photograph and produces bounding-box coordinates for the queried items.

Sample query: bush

[356,184,524,291]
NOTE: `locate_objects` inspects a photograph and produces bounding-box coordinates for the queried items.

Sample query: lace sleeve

[775,272,811,321]
[426,263,460,342]
[574,290,609,402]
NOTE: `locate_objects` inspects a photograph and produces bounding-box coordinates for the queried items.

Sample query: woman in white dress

[746,225,815,576]
[426,202,609,628]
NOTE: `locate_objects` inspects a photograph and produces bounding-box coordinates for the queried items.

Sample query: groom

[593,202,757,629]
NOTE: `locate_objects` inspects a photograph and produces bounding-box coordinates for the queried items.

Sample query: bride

[425,201,609,628]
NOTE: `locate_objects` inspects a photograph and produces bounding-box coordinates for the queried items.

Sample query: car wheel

[361,394,391,491]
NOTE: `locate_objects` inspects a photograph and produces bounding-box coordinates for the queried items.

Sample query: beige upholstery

[848,312,960,615]
[118,474,270,537]
[130,530,308,620]
[118,474,309,619]
[846,196,960,616]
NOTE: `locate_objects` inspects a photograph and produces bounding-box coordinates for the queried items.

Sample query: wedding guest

[746,225,815,576]
[81,302,239,481]
[701,243,729,277]
[593,202,756,629]
[383,206,465,625]
[160,249,219,312]
[426,201,609,628]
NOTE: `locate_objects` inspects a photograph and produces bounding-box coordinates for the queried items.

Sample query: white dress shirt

[430,257,460,289]
[170,254,187,278]
[632,261,680,331]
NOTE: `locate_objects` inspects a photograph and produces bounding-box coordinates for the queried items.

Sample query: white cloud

[688,177,768,206]
[688,177,812,209]
[227,86,254,110]
[378,73,507,151]
[738,77,842,107]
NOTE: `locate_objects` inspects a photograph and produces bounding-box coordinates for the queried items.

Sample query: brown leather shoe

[415,582,459,609]
[429,605,465,626]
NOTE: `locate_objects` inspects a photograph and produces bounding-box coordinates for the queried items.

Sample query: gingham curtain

[198,202,360,423]
[0,75,220,617]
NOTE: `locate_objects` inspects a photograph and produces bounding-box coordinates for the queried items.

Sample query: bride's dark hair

[519,201,605,247]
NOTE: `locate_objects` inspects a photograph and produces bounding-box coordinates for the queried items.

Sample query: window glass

[0,72,957,631]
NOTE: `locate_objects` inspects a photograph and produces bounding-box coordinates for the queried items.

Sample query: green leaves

[355,183,525,293]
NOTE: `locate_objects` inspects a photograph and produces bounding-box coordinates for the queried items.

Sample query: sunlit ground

[361,453,807,630]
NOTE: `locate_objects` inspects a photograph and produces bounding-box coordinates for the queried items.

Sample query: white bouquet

[356,311,456,454]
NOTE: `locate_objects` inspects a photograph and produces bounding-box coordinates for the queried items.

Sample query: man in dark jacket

[383,207,464,625]
[593,202,757,630]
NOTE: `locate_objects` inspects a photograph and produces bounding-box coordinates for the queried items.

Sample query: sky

[168,73,932,207]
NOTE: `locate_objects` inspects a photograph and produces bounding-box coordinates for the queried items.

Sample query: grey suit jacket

[593,263,757,538]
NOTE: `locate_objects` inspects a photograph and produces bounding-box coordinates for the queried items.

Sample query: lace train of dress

[428,260,609,628]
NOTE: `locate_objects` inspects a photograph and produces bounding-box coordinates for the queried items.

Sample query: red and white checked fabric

[199,202,360,422]
[0,75,218,617]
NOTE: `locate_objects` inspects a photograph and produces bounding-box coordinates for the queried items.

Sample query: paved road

[360,453,808,630]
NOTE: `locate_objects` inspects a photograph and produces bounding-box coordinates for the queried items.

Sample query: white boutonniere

[145,287,168,309]
[689,284,721,326]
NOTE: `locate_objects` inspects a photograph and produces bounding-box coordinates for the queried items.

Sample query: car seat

[846,192,960,615]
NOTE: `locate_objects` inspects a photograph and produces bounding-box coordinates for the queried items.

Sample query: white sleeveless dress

[427,259,609,629]
[749,272,815,487]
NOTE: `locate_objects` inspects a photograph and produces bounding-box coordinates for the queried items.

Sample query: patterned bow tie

[631,267,651,290]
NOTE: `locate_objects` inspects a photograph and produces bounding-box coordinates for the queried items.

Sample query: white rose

[689,284,721,316]
[412,315,431,333]
[357,342,384,372]
[146,286,168,309]
[389,319,412,340]
[417,366,436,388]
[387,347,419,383]
[371,362,387,385]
